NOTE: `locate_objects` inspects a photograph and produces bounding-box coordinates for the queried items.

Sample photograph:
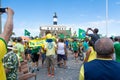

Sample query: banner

[29,39,45,47]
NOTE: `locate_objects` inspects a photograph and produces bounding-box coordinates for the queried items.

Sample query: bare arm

[84,48,91,63]
[86,28,89,35]
[21,52,25,60]
[0,7,14,43]
[86,28,94,35]
[64,44,67,54]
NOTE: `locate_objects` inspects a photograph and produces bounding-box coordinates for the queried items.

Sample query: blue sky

[1,0,120,37]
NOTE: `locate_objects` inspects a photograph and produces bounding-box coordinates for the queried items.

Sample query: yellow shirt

[87,46,96,62]
[0,38,7,80]
[79,65,84,80]
[41,44,45,53]
[45,41,56,56]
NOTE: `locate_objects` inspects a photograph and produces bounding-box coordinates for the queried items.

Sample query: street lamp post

[106,0,108,37]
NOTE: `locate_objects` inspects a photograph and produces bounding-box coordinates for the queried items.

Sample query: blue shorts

[57,54,67,62]
[42,53,46,60]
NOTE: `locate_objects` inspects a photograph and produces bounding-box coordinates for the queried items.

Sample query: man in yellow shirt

[44,33,57,77]
[0,7,14,80]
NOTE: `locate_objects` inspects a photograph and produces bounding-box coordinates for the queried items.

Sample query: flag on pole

[66,30,71,38]
[24,29,30,36]
[58,33,64,39]
[66,30,71,35]
[78,28,86,39]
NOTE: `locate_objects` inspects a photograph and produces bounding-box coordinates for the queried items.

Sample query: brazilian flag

[58,33,64,39]
[78,28,86,39]
[24,29,30,36]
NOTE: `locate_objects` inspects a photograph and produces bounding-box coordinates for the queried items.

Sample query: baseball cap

[46,33,52,39]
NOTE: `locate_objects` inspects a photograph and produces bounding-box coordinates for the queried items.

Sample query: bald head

[95,38,114,57]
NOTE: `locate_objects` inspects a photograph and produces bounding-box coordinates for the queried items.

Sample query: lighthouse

[40,12,71,38]
[53,12,57,25]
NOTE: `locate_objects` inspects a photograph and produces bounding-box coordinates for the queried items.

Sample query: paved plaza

[29,50,83,80]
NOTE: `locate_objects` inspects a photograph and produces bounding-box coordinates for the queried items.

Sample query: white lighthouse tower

[53,12,57,25]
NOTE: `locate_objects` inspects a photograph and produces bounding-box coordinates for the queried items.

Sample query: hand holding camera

[0,7,8,13]
[0,7,14,15]
[88,28,92,30]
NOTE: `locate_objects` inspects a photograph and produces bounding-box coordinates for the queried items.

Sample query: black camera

[0,8,7,13]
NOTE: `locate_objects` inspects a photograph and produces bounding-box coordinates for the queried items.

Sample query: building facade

[39,13,71,38]
[40,25,71,38]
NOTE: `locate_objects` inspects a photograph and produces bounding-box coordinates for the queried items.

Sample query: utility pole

[0,0,2,34]
[106,0,108,37]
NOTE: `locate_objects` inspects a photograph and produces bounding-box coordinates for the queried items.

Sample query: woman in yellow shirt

[84,41,96,62]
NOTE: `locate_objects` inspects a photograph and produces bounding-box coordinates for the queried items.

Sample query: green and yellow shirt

[0,38,7,80]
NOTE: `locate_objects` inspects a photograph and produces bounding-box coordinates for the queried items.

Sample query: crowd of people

[1,7,120,80]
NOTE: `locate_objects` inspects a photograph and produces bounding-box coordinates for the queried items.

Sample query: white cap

[7,46,17,50]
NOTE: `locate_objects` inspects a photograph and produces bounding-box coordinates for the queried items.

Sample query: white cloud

[13,20,41,37]
[65,19,120,37]
[3,18,120,37]
[116,2,120,5]
[115,20,120,23]
[86,19,120,27]
[96,16,103,19]
[13,27,40,37]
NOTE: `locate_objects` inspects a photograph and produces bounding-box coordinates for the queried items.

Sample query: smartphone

[0,8,7,13]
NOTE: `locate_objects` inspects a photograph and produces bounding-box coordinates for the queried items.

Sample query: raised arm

[0,7,14,43]
[86,28,94,35]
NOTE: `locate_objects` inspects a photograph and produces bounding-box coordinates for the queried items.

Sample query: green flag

[58,33,64,39]
[78,28,86,39]
[24,29,30,36]
[66,30,71,35]
[66,30,71,38]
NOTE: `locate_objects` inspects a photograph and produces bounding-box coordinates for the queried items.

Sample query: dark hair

[45,30,51,35]
[94,28,99,33]
[17,37,22,42]
[11,37,17,42]
[59,38,64,42]
[114,37,118,41]
[74,39,77,42]
[110,37,113,41]
[89,41,94,50]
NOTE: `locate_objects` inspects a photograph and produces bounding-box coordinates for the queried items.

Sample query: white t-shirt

[57,42,65,55]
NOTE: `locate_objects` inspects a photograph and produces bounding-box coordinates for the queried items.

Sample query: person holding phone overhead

[0,7,14,80]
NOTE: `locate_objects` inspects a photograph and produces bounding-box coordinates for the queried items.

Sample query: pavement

[29,50,83,80]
